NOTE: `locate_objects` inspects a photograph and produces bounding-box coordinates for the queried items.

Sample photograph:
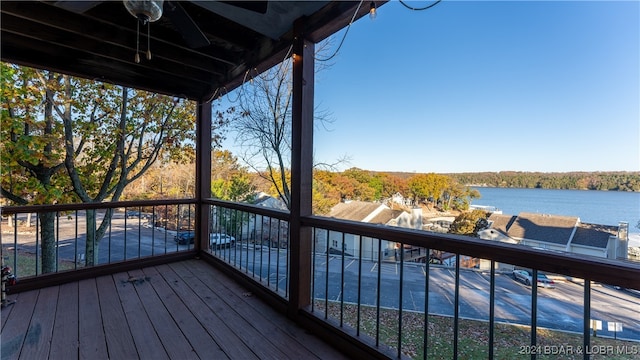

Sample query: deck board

[141,266,223,359]
[187,260,350,360]
[77,279,108,360]
[19,286,58,360]
[165,262,261,360]
[1,291,18,330]
[177,261,320,360]
[124,268,198,360]
[0,259,348,360]
[1,289,39,360]
[95,275,138,359]
[113,270,169,360]
[49,282,79,360]
[173,261,293,359]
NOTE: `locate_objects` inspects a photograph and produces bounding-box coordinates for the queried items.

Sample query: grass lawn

[316,301,638,359]
[2,248,77,278]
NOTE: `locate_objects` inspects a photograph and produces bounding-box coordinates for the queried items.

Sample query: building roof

[487,213,517,234]
[571,223,617,249]
[485,212,618,250]
[506,212,579,245]
[328,201,388,223]
[372,209,404,225]
[253,192,288,210]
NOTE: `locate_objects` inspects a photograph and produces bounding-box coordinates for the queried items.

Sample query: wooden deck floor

[1,259,349,360]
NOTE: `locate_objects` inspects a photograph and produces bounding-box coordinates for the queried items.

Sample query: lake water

[470,187,640,240]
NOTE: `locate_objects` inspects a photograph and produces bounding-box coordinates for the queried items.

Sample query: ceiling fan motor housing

[123,0,164,23]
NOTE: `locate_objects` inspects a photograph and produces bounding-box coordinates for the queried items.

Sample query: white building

[316,200,423,260]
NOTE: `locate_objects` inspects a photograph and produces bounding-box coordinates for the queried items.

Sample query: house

[253,192,288,211]
[318,200,400,259]
[478,212,629,269]
[317,200,427,261]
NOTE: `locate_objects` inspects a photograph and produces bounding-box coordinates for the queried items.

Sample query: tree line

[386,171,640,192]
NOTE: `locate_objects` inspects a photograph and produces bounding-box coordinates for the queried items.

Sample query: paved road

[2,211,189,265]
[228,247,640,342]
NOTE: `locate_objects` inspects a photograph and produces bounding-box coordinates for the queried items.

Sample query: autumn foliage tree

[407,173,450,207]
[0,63,213,270]
[448,210,490,236]
[211,150,255,202]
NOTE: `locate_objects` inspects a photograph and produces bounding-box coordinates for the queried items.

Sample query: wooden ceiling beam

[1,1,235,73]
[1,32,213,99]
[1,14,219,87]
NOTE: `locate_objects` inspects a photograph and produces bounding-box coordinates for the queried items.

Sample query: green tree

[449,210,489,236]
[0,64,209,270]
[211,150,255,202]
[1,66,71,272]
[407,173,449,207]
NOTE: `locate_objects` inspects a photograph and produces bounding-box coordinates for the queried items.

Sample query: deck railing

[204,201,640,359]
[1,200,197,281]
[302,216,640,359]
[3,200,639,359]
[205,199,291,300]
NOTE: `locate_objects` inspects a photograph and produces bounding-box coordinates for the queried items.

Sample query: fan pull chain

[135,20,141,63]
[147,21,152,60]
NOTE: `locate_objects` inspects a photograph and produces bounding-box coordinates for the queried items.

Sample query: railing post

[289,16,314,318]
[196,98,212,252]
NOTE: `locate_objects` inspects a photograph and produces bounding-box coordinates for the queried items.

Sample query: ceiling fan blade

[164,1,211,49]
[54,1,103,13]
[219,1,268,14]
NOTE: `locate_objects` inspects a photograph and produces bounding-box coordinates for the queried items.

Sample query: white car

[210,233,236,248]
[512,269,555,289]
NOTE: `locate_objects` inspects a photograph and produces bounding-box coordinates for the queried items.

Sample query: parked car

[512,269,555,288]
[210,233,235,248]
[126,210,142,219]
[126,210,150,219]
[174,230,195,245]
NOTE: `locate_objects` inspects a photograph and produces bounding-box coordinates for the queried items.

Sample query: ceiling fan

[123,0,268,62]
[125,0,269,49]
[124,0,207,60]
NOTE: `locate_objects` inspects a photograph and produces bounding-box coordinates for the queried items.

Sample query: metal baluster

[357,235,363,336]
[531,268,538,360]
[583,278,591,360]
[340,232,345,327]
[376,238,382,346]
[454,253,460,359]
[423,247,430,360]
[398,242,405,358]
[489,260,496,359]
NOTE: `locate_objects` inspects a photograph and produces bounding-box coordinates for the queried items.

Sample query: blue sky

[309,0,640,173]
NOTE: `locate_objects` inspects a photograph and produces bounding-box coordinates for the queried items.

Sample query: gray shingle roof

[571,223,617,249]
[506,212,579,245]
[488,213,517,234]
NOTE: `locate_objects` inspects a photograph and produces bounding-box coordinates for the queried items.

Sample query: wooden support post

[196,99,212,252]
[289,17,315,318]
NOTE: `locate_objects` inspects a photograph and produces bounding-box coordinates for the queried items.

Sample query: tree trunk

[85,209,98,266]
[84,209,114,267]
[40,211,57,273]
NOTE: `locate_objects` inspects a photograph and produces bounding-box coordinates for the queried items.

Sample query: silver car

[512,269,556,288]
